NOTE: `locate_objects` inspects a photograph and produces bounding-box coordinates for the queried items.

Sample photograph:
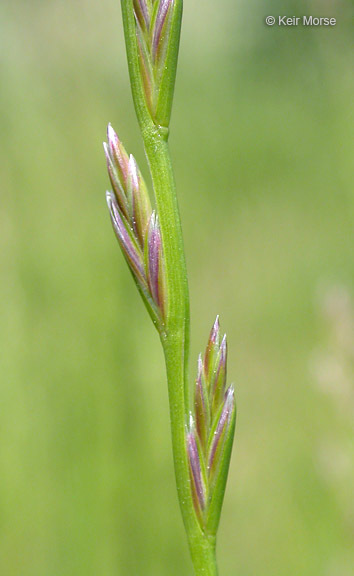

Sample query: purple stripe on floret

[208,386,234,474]
[152,0,173,60]
[204,315,220,374]
[187,426,205,510]
[106,192,145,283]
[107,124,130,187]
[148,213,162,306]
[195,355,207,441]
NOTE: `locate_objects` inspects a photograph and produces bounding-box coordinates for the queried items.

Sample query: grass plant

[104,1,236,574]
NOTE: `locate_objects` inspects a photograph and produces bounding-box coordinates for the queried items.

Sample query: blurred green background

[1,0,353,574]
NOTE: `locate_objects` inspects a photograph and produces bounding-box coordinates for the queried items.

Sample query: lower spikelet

[187,317,236,534]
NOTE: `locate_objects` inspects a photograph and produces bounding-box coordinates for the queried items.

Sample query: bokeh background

[1,0,353,574]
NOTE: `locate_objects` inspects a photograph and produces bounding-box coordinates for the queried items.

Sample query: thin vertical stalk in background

[103,1,236,574]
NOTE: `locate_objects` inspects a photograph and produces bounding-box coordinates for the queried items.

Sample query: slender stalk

[189,535,218,576]
[121,2,220,569]
[144,124,219,575]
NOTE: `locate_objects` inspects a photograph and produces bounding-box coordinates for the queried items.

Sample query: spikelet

[133,0,180,126]
[187,317,236,535]
[105,124,166,327]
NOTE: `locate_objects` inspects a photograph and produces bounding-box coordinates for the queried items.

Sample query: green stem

[189,535,218,576]
[144,127,218,576]
[120,1,219,573]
